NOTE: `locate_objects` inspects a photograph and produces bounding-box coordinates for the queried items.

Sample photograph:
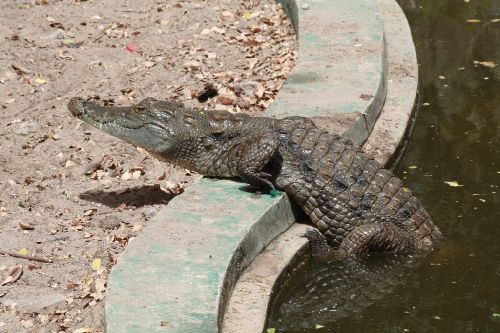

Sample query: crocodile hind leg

[304,229,347,262]
[306,223,416,261]
[338,223,417,254]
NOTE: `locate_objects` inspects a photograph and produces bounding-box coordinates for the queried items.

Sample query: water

[268,0,500,331]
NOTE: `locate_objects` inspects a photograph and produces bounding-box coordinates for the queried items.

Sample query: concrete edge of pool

[104,0,415,331]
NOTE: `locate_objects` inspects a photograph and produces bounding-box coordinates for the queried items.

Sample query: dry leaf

[473,60,497,68]
[444,181,464,187]
[132,224,143,232]
[2,265,23,285]
[120,171,132,181]
[35,77,47,85]
[243,12,252,20]
[466,19,481,23]
[255,82,265,98]
[19,223,35,230]
[91,258,102,271]
[95,278,106,294]
[183,60,200,69]
[74,328,94,333]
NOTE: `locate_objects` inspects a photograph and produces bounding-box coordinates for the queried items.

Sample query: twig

[0,250,52,263]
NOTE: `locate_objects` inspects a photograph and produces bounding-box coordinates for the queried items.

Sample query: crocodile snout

[68,97,86,117]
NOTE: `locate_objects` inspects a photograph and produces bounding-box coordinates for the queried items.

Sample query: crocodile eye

[210,129,225,137]
[202,137,215,150]
[183,115,197,127]
[145,123,171,137]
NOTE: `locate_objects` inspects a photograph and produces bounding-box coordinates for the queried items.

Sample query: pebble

[100,216,122,230]
[47,29,65,41]
[13,120,37,136]
[235,81,258,97]
[302,4,310,10]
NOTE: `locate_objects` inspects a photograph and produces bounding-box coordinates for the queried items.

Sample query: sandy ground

[0,0,296,332]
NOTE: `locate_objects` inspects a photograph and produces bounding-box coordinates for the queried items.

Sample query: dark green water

[269,0,500,332]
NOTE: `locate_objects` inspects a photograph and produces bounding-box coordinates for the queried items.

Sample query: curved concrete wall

[104,0,417,332]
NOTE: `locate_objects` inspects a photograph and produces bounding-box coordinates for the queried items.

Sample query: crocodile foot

[303,229,347,262]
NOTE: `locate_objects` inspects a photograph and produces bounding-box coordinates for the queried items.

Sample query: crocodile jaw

[68,97,174,155]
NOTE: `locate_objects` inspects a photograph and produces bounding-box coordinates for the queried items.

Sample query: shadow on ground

[79,184,180,208]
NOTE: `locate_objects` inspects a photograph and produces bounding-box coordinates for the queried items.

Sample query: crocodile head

[68,97,260,175]
[68,97,184,159]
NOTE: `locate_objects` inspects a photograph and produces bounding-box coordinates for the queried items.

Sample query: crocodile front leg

[232,131,279,191]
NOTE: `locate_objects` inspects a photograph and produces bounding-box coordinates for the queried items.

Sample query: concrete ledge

[268,0,387,147]
[222,1,419,331]
[362,0,419,166]
[106,178,296,332]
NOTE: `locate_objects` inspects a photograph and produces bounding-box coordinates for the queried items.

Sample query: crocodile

[68,97,441,257]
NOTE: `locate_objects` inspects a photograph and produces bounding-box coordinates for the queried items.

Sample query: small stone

[144,60,156,68]
[235,81,257,97]
[21,320,34,329]
[301,4,310,10]
[1,293,66,314]
[47,29,65,41]
[100,216,122,230]
[14,120,37,136]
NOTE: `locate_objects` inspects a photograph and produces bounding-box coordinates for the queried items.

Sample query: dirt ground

[0,0,296,332]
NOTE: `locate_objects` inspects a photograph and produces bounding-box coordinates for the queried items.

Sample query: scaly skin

[68,97,441,257]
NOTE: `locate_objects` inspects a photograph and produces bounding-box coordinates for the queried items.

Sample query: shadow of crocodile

[79,184,180,208]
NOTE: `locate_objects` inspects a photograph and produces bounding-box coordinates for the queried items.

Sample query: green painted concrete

[266,0,387,147]
[106,0,390,332]
[105,178,296,332]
